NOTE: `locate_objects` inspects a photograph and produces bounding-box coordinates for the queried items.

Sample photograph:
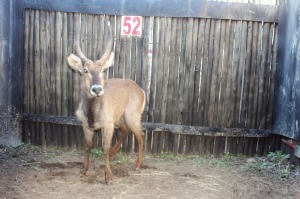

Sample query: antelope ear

[67,53,83,73]
[102,52,115,71]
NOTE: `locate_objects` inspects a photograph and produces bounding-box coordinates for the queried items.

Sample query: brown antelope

[67,15,145,184]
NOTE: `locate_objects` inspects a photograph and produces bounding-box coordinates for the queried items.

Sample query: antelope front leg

[103,125,114,184]
[82,127,94,176]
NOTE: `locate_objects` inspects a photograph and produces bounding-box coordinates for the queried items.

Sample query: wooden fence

[22,7,280,155]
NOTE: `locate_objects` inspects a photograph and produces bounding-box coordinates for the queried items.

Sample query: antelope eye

[83,68,89,73]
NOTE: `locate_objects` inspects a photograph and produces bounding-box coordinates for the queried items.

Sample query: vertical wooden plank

[222,20,235,127]
[178,135,186,154]
[204,19,216,126]
[86,14,93,58]
[171,18,182,125]
[234,20,245,128]
[152,131,159,153]
[166,18,176,124]
[124,37,132,79]
[153,17,165,124]
[44,11,52,146]
[187,18,198,125]
[140,16,150,120]
[48,11,56,145]
[263,23,275,129]
[257,137,267,155]
[181,18,194,125]
[131,37,137,81]
[199,135,206,154]
[165,18,177,151]
[218,20,231,126]
[237,137,245,154]
[204,136,214,154]
[240,21,253,128]
[200,18,212,126]
[258,23,270,129]
[213,137,226,157]
[192,19,205,126]
[253,22,263,128]
[247,21,259,128]
[177,18,188,125]
[228,137,238,155]
[208,19,221,127]
[23,9,30,143]
[267,24,278,129]
[161,17,171,123]
[91,15,98,61]
[160,18,171,153]
[229,21,241,128]
[248,138,258,156]
[172,134,179,155]
[39,10,46,147]
[148,17,159,122]
[114,16,122,78]
[135,35,143,86]
[33,10,41,145]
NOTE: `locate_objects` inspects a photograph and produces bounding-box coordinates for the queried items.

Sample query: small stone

[246,158,257,164]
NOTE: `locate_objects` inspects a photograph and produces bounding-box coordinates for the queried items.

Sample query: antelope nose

[90,85,103,95]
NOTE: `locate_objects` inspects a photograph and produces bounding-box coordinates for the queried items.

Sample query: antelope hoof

[105,171,113,185]
[80,168,88,177]
[134,161,142,170]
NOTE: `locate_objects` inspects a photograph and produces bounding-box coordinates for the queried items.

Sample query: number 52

[121,16,142,37]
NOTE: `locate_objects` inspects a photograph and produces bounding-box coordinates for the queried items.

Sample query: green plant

[158,152,185,161]
[247,151,291,178]
[279,165,290,178]
[267,151,290,163]
[114,153,128,164]
[90,148,103,158]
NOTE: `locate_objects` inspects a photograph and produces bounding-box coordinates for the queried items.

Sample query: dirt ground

[0,144,299,199]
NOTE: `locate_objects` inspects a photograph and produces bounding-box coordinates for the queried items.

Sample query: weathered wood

[258,23,270,129]
[172,18,182,125]
[21,114,272,137]
[192,19,205,126]
[199,18,210,126]
[140,17,150,119]
[240,21,253,128]
[39,10,46,147]
[239,21,248,127]
[177,18,188,125]
[28,10,35,145]
[148,17,159,122]
[267,24,278,129]
[222,20,235,127]
[23,10,30,143]
[204,18,214,126]
[24,0,279,23]
[247,21,258,128]
[208,19,221,127]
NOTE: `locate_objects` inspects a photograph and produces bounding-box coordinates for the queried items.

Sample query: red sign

[121,16,142,37]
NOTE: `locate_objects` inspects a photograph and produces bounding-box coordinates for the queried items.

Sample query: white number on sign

[121,16,142,37]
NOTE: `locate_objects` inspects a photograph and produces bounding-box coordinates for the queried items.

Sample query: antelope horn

[97,21,113,65]
[74,14,88,62]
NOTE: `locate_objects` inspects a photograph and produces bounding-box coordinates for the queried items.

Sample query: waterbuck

[67,15,145,184]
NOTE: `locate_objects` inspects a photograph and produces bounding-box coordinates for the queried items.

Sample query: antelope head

[67,18,114,98]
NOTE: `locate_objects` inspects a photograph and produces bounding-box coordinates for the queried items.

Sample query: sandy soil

[0,144,299,199]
